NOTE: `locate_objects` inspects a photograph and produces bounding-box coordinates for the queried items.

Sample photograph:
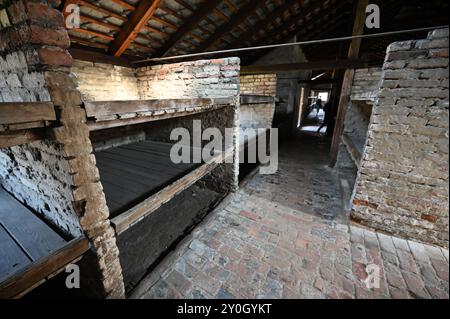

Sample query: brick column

[351,28,449,248]
[1,0,125,297]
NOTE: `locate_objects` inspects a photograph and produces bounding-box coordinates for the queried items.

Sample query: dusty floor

[131,130,449,299]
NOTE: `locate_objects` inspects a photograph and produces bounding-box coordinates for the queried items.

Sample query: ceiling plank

[195,0,268,52]
[153,0,223,58]
[109,0,164,57]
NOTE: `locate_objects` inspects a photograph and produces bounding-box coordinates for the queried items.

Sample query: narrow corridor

[132,136,449,299]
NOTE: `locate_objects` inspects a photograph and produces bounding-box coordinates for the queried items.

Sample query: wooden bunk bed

[86,97,237,290]
[0,102,89,298]
[86,98,236,235]
[0,187,89,299]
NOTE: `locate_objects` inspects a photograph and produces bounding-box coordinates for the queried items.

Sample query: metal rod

[133,25,449,64]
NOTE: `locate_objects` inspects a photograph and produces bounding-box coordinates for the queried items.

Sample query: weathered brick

[37,47,72,66]
[30,25,70,48]
[25,1,65,27]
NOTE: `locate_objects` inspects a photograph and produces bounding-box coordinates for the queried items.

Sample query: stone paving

[132,137,449,299]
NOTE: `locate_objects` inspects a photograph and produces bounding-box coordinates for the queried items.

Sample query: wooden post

[329,0,368,167]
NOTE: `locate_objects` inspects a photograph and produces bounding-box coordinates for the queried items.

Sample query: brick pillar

[351,28,449,248]
[1,0,125,297]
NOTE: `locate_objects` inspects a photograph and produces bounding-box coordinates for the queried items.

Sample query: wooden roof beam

[153,0,223,58]
[109,0,164,57]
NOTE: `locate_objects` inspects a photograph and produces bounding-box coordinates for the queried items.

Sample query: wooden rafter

[109,0,163,57]
[196,0,268,52]
[153,0,223,58]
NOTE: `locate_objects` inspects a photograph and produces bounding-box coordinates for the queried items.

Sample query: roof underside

[62,0,449,66]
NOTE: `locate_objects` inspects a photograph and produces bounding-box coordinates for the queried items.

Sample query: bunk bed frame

[0,102,90,298]
[85,97,236,235]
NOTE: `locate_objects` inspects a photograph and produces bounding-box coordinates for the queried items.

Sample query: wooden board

[0,129,45,148]
[0,188,66,262]
[84,98,233,119]
[95,140,200,218]
[0,103,55,125]
[0,237,89,299]
[0,187,89,298]
[0,225,31,283]
[111,146,234,235]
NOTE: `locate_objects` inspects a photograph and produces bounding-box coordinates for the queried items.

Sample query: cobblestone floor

[132,136,449,299]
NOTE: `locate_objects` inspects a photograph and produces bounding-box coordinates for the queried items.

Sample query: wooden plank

[109,0,164,57]
[87,104,229,131]
[0,187,66,262]
[240,59,369,75]
[84,98,233,118]
[112,148,234,234]
[0,237,89,299]
[96,141,199,216]
[153,0,223,58]
[0,102,55,125]
[0,225,31,283]
[0,130,45,148]
[330,0,368,167]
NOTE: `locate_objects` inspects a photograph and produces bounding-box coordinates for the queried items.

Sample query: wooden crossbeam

[330,0,368,167]
[195,0,268,52]
[109,0,163,56]
[153,0,223,58]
